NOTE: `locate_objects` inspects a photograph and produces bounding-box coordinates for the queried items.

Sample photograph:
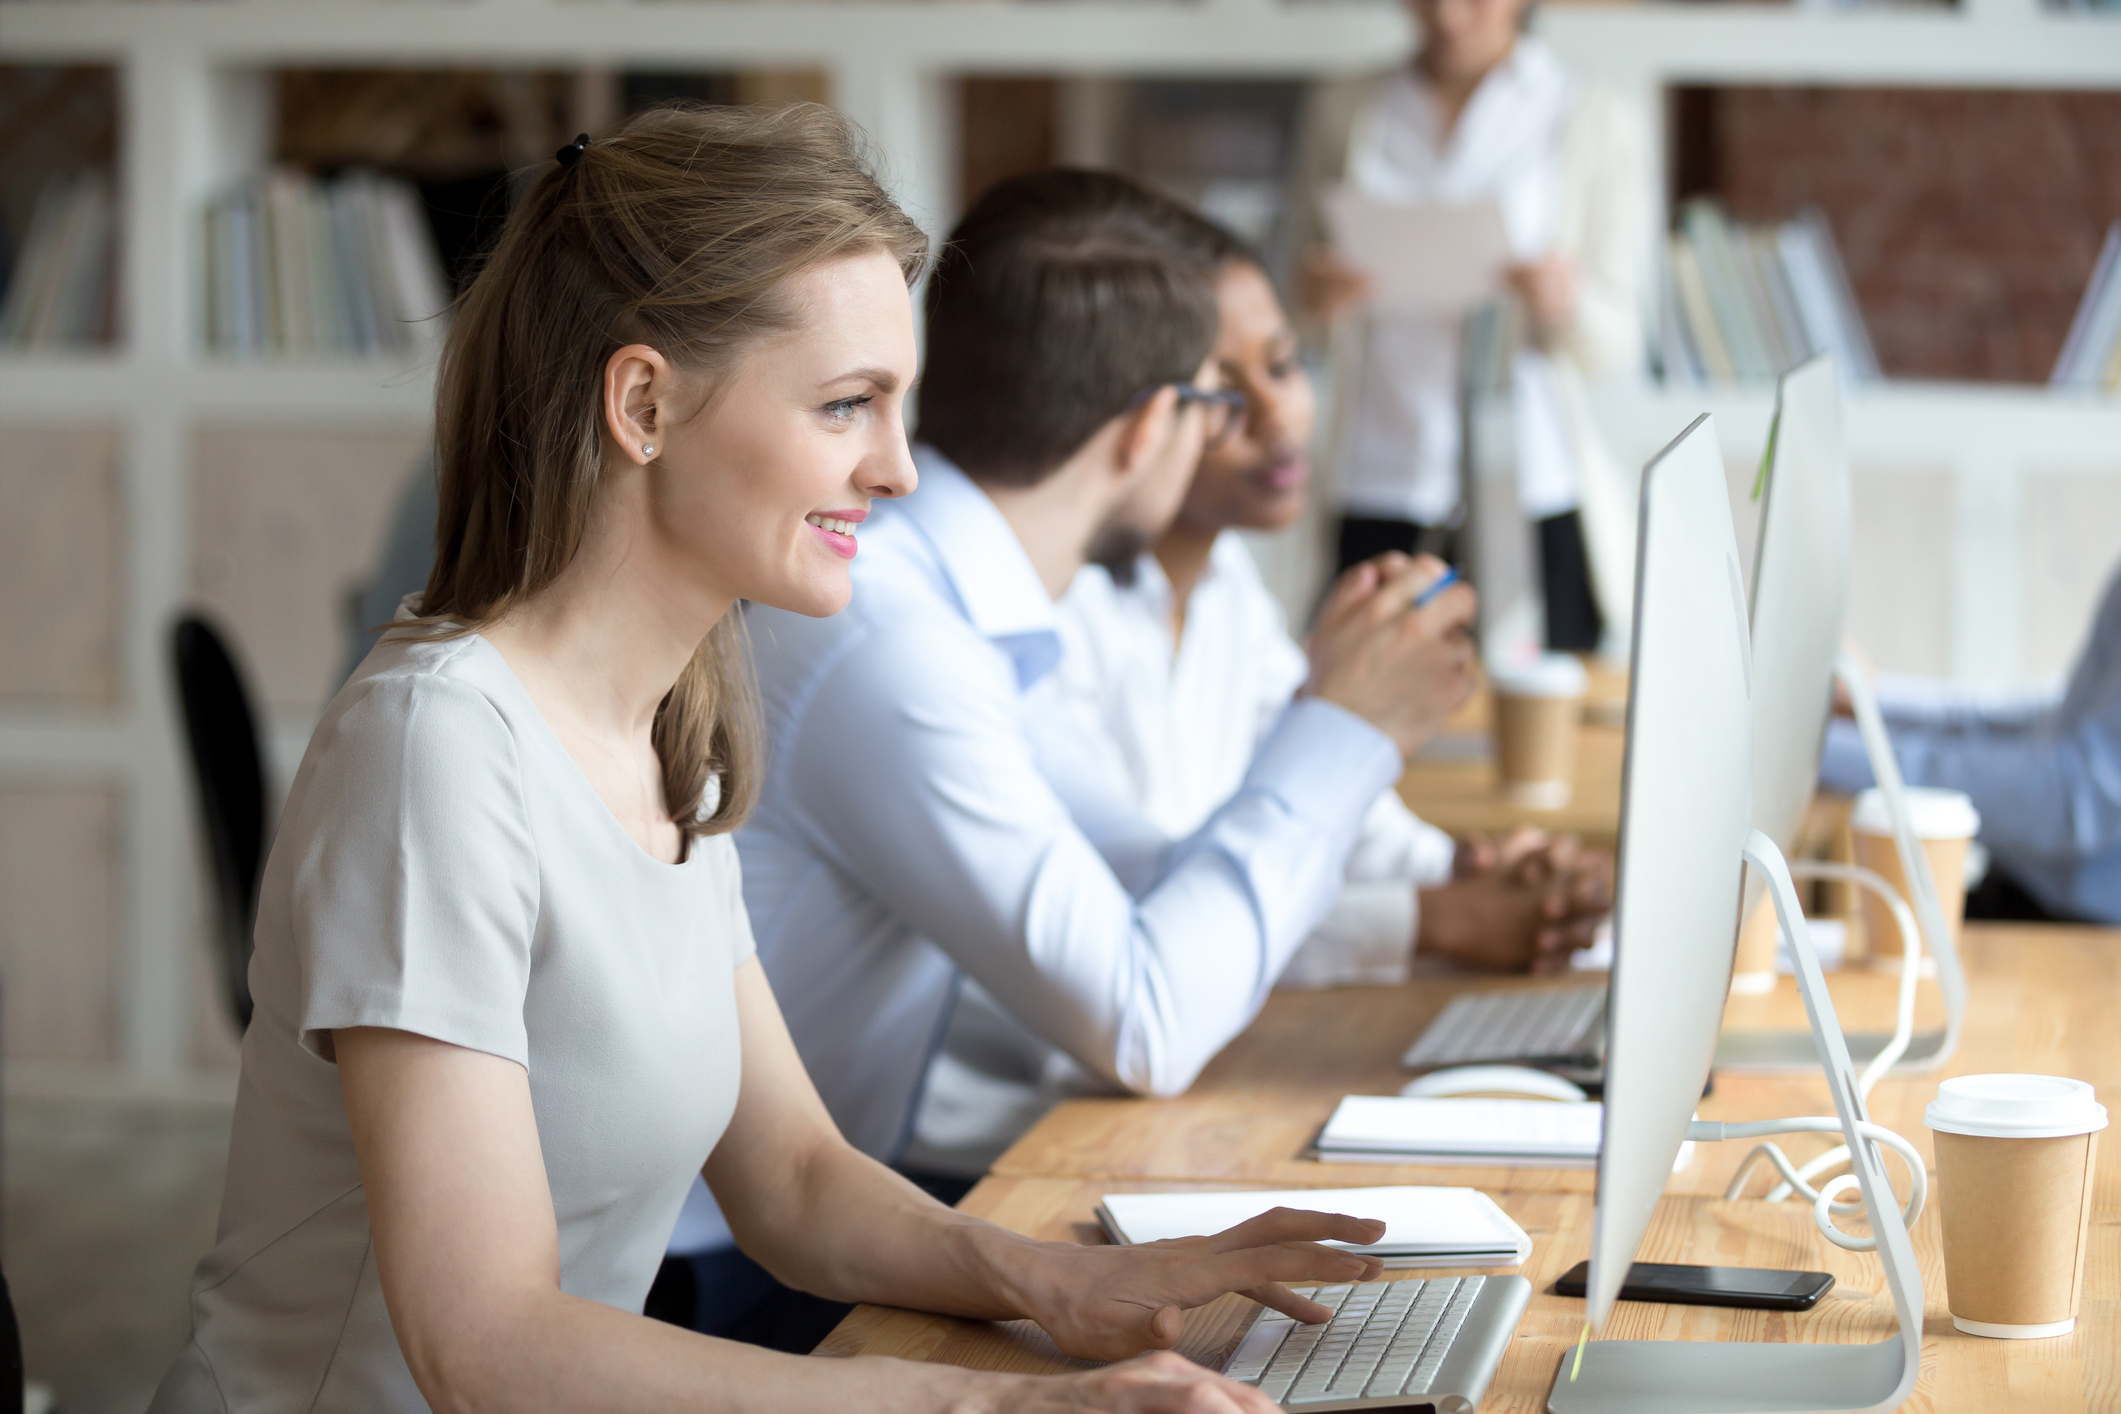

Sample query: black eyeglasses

[1130,382,1249,448]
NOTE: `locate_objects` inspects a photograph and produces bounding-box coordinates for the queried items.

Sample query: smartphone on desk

[1553,1260,1832,1312]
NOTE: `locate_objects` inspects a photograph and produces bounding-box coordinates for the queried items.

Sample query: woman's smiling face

[630,248,921,619]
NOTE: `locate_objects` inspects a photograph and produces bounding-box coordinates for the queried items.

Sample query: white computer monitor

[1577,414,1755,1328]
[1745,353,1849,883]
[1717,353,1966,1073]
[1551,413,1923,1414]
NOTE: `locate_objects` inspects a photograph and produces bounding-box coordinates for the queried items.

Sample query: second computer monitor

[1747,353,1851,884]
[1583,414,1754,1328]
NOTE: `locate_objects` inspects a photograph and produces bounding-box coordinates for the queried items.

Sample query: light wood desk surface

[994,926,2121,1205]
[1395,666,1630,847]
[823,925,2121,1409]
[819,1174,2121,1412]
[1396,724,1625,849]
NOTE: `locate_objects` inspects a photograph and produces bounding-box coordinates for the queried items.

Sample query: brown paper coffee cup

[1489,656,1586,811]
[1926,1074,2108,1338]
[1850,788,1977,963]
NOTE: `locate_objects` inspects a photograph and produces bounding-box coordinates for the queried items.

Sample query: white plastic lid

[1924,1074,2107,1139]
[1489,653,1588,699]
[1851,786,1980,840]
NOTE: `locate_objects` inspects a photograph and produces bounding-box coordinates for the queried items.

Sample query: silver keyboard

[1222,1275,1530,1412]
[1401,986,1606,1071]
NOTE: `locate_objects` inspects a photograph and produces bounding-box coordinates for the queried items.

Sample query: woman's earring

[642,444,655,458]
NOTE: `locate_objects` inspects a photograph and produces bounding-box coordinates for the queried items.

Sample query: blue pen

[1411,565,1461,609]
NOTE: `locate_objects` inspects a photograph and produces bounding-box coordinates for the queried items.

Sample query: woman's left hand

[1505,255,1575,342]
[1013,1207,1388,1363]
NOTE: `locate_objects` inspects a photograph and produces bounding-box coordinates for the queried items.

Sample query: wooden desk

[819,1174,2121,1412]
[1396,723,1625,848]
[994,926,2121,1206]
[823,925,2121,1410]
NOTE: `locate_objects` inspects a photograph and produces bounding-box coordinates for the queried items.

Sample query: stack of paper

[1095,1186,1531,1269]
[1316,1095,1601,1168]
[1320,189,1511,317]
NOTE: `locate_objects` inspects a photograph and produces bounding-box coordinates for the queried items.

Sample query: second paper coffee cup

[1489,654,1587,810]
[1925,1074,2107,1338]
[1851,787,1978,963]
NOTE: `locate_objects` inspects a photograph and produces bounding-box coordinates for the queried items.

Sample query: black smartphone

[1553,1260,1833,1312]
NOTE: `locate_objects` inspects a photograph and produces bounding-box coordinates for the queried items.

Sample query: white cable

[1744,862,1922,1204]
[1786,860,1922,1096]
[1697,1116,1927,1252]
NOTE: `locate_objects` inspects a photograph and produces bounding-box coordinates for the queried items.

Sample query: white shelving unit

[3,0,2118,1086]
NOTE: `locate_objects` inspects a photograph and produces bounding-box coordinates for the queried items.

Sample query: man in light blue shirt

[1820,563,2121,925]
[738,170,1475,1151]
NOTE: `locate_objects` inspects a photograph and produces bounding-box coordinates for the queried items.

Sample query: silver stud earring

[642,444,655,457]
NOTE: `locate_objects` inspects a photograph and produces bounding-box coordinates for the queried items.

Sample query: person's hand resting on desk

[1416,827,1613,974]
[1305,552,1479,758]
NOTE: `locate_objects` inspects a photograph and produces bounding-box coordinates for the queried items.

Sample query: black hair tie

[556,133,591,167]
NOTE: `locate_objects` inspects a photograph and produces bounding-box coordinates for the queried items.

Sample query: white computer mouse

[1398,1065,1589,1102]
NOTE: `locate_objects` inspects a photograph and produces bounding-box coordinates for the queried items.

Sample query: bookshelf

[1,0,2118,1088]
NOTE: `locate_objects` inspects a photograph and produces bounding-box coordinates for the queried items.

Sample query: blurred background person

[1823,561,2121,927]
[1037,216,1612,988]
[1296,0,1652,655]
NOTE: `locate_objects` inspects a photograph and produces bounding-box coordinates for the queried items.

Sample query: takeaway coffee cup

[1490,655,1587,810]
[1925,1074,2107,1338]
[1851,787,1978,964]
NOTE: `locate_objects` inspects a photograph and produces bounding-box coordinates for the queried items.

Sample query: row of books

[1659,199,1879,387]
[2052,224,2121,393]
[0,171,117,349]
[204,169,450,356]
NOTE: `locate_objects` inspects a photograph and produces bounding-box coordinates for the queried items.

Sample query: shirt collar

[1113,529,1246,611]
[895,445,1063,690]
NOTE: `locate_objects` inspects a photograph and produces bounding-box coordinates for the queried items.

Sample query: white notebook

[1094,1186,1531,1268]
[1317,1095,1603,1168]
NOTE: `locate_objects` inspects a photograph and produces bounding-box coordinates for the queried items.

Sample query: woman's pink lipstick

[804,507,867,560]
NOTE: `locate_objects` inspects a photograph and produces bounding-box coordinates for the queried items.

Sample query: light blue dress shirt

[738,448,1403,1155]
[1819,564,2121,925]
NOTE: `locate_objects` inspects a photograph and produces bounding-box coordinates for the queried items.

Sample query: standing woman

[1298,0,1651,653]
[149,104,1384,1414]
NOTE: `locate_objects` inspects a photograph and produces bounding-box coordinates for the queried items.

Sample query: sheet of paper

[1322,188,1511,316]
[1097,1185,1531,1267]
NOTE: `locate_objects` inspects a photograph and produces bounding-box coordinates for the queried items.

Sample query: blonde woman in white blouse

[1299,0,1653,653]
[149,104,1384,1414]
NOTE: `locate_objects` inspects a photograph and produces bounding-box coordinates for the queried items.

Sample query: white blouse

[1338,39,1582,526]
[150,625,754,1412]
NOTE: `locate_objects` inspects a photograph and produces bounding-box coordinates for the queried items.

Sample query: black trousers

[643,1169,978,1352]
[1964,865,2076,924]
[1334,509,1605,653]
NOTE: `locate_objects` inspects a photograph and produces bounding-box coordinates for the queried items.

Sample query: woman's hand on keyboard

[984,1350,1283,1413]
[1012,1207,1386,1364]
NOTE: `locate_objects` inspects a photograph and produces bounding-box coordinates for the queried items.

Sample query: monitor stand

[1716,655,1965,1076]
[1547,831,1924,1414]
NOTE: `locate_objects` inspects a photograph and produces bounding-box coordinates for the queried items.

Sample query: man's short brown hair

[916,169,1222,488]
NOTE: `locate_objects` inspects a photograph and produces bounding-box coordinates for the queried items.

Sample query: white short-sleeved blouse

[149,626,754,1412]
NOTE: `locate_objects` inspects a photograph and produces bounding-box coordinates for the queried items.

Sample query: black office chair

[171,615,269,1033]
[1,1265,21,1414]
